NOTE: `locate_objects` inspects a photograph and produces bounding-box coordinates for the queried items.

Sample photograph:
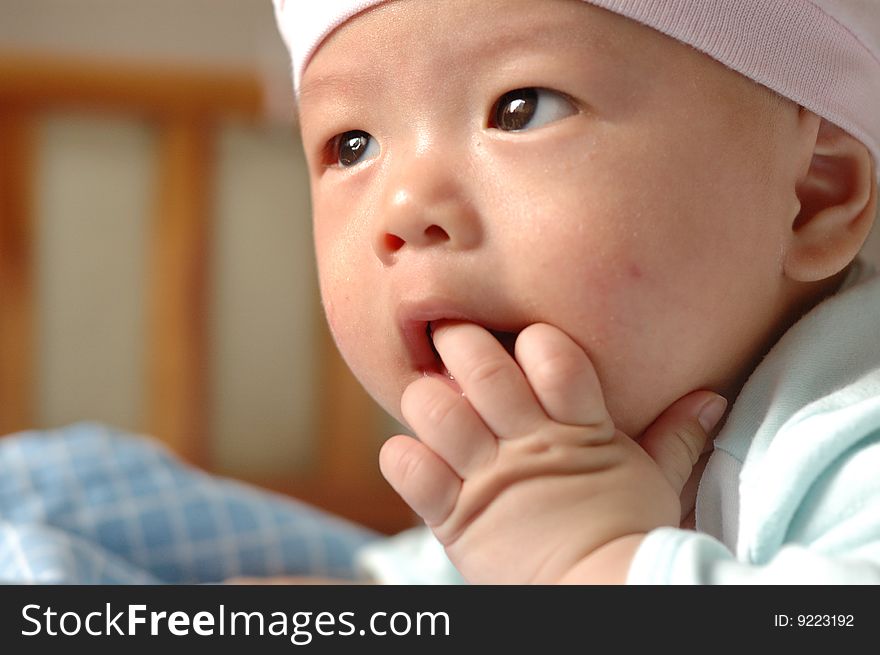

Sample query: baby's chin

[347,366,413,428]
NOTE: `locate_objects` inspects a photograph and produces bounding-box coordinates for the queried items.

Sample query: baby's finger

[379,434,461,527]
[515,323,612,431]
[401,376,497,478]
[431,321,546,439]
[639,391,727,495]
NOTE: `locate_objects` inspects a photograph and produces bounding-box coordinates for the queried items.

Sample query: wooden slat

[146,116,212,466]
[0,108,35,435]
[0,50,262,120]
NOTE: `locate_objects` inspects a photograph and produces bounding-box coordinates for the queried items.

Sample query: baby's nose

[371,169,482,265]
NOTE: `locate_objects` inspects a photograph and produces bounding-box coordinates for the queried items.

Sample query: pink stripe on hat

[272,0,880,173]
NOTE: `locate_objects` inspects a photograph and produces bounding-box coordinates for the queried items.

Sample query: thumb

[639,391,728,495]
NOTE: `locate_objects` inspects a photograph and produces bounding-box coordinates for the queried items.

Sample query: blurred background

[1,1,879,538]
[0,0,414,535]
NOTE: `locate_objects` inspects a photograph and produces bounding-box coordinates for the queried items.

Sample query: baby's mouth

[426,321,520,379]
[490,329,519,359]
[426,322,447,378]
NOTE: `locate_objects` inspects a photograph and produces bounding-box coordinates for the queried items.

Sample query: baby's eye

[489,88,577,132]
[329,130,379,168]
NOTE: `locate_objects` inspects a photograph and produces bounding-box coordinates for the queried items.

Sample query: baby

[273,0,880,583]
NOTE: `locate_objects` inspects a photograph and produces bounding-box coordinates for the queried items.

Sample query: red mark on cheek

[629,264,644,280]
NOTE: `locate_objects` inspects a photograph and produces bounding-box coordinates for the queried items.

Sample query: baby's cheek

[322,292,362,359]
[316,278,343,343]
[554,260,682,435]
[320,291,371,382]
[317,256,359,339]
[539,257,638,341]
[321,286,389,381]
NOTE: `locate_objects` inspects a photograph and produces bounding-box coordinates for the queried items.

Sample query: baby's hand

[379,322,726,584]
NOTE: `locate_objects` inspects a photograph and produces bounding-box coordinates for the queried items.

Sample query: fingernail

[697,395,728,433]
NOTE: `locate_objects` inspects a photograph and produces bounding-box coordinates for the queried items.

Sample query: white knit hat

[272,0,880,171]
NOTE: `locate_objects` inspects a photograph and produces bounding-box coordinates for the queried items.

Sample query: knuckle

[391,441,424,485]
[420,390,459,427]
[465,355,510,386]
[518,425,587,459]
[520,431,557,456]
[671,424,703,466]
[400,378,449,424]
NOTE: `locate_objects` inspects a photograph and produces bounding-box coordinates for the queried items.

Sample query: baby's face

[298,0,799,437]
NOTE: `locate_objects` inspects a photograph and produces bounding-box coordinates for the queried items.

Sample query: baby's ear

[784,114,877,282]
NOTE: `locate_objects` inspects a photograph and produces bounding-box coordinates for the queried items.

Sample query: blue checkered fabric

[0,423,380,584]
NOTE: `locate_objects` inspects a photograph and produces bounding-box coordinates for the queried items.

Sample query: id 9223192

[773,614,855,628]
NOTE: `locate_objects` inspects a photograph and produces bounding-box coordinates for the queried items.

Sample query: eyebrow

[297,70,383,105]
